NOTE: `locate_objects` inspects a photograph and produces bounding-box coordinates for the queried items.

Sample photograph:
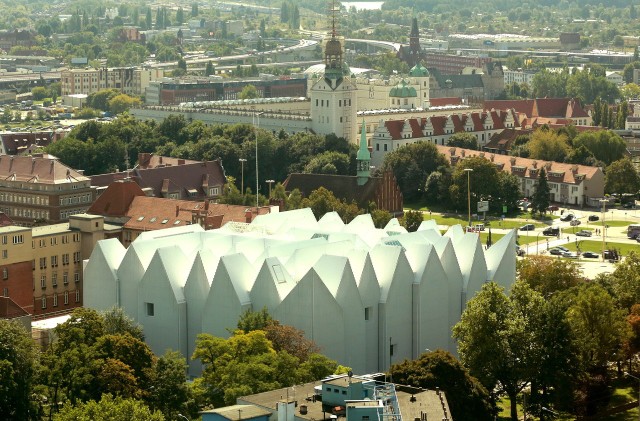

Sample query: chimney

[176,205,179,217]
[205,200,209,211]
[245,209,252,223]
[159,156,163,164]
[532,161,537,169]
[461,149,465,157]
[178,159,185,165]
[490,154,495,162]
[510,157,516,165]
[138,152,150,166]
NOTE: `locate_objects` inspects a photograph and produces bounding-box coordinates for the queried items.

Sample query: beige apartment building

[61,67,164,96]
[0,214,115,317]
[0,154,96,226]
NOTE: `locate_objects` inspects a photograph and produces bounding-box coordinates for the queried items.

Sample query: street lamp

[536,232,541,255]
[541,406,558,419]
[464,168,473,229]
[266,179,275,198]
[254,111,264,209]
[600,199,607,262]
[625,372,640,421]
[239,158,247,194]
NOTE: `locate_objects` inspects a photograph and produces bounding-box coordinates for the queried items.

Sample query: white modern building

[83,208,516,377]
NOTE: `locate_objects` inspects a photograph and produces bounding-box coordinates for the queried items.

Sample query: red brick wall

[1,261,33,314]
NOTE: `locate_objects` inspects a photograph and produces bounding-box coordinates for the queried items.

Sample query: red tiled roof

[0,212,13,227]
[436,145,601,184]
[1,132,53,155]
[0,154,89,184]
[123,197,267,231]
[136,153,199,169]
[87,180,146,217]
[90,158,226,200]
[484,98,589,120]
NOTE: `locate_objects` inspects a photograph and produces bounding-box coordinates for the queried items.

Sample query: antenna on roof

[330,0,339,38]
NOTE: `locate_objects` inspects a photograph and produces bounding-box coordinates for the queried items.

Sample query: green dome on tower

[409,62,430,77]
[389,80,417,98]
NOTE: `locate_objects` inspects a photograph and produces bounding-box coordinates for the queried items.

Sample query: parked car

[575,230,592,237]
[557,246,569,252]
[548,205,559,211]
[623,202,636,209]
[543,227,560,236]
[570,219,581,226]
[520,224,535,231]
[549,248,564,256]
[562,251,579,258]
[604,250,620,261]
[581,251,599,258]
[560,213,575,222]
[588,215,599,222]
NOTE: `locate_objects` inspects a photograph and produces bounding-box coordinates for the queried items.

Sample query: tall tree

[530,167,550,215]
[605,157,640,195]
[517,256,582,299]
[454,282,544,421]
[0,320,39,420]
[527,129,569,162]
[567,284,630,371]
[389,350,495,421]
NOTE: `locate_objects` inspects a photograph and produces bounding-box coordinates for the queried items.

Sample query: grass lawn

[423,214,547,230]
[563,240,640,256]
[589,220,634,228]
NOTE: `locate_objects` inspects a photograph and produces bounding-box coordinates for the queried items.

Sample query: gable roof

[0,154,89,184]
[483,98,589,119]
[87,180,146,217]
[90,158,226,199]
[1,131,53,155]
[436,145,602,184]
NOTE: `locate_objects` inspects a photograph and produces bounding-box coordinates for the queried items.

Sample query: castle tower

[389,79,417,110]
[310,0,358,143]
[409,62,431,109]
[356,119,370,185]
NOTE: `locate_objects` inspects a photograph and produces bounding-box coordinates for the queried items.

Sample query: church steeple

[409,17,420,55]
[357,120,370,185]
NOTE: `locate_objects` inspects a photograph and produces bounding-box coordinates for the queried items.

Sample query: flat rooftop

[238,378,451,421]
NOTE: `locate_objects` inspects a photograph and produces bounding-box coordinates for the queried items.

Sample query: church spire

[357,120,370,185]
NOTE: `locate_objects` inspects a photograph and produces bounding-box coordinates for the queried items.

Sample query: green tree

[239,84,259,100]
[264,321,320,362]
[401,209,423,232]
[600,252,640,311]
[32,86,47,100]
[517,256,582,299]
[149,351,190,420]
[527,129,569,162]
[567,284,630,371]
[573,130,627,165]
[449,156,500,210]
[382,141,449,201]
[390,350,495,421]
[446,132,478,150]
[87,89,121,112]
[102,307,144,341]
[371,208,392,228]
[237,307,274,332]
[530,167,550,216]
[53,394,164,421]
[176,7,184,25]
[303,151,351,175]
[193,330,293,406]
[108,94,142,115]
[453,282,544,421]
[0,320,39,420]
[205,61,215,76]
[605,157,640,195]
